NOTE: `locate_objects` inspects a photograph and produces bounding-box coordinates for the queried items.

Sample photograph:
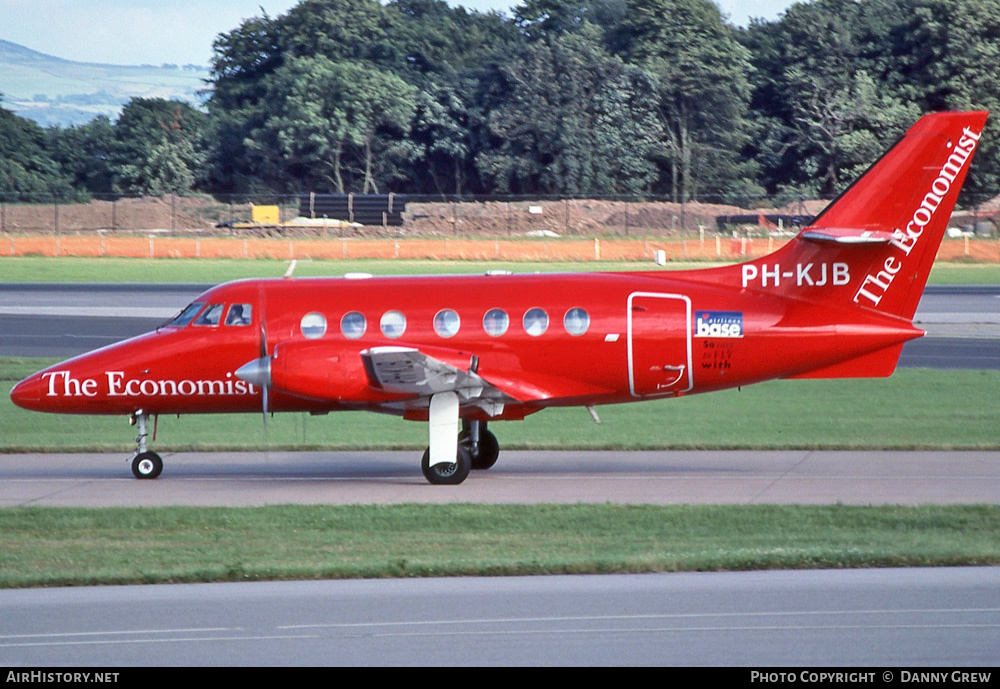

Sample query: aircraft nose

[10,374,41,410]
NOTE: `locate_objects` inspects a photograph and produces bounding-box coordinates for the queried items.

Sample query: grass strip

[1,504,997,588]
[3,363,998,451]
[0,256,997,284]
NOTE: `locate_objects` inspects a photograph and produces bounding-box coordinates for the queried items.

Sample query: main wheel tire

[462,429,500,470]
[421,445,472,485]
[131,451,163,479]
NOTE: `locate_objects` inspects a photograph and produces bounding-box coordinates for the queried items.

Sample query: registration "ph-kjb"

[741,262,850,288]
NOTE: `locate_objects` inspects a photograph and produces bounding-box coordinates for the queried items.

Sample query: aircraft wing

[362,345,616,408]
[361,346,515,416]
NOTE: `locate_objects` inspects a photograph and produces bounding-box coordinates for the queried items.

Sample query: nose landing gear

[129,411,163,479]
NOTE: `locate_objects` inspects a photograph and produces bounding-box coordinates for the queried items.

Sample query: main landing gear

[129,411,163,479]
[419,393,501,485]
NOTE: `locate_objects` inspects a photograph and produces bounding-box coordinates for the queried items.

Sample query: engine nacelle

[268,340,401,403]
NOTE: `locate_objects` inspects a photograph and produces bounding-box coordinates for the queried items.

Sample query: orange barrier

[4,234,999,262]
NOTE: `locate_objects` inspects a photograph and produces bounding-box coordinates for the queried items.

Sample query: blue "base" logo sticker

[695,311,743,338]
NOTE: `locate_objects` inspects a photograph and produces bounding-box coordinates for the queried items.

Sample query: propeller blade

[259,303,269,428]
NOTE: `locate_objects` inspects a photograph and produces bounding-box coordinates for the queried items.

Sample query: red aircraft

[10,110,988,484]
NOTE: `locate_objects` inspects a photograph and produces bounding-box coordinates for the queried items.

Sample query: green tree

[742,0,917,197]
[411,81,474,195]
[256,56,417,193]
[514,0,627,38]
[610,0,755,201]
[112,98,207,195]
[0,103,75,200]
[890,0,1000,201]
[477,25,662,194]
[48,116,115,195]
[207,11,283,193]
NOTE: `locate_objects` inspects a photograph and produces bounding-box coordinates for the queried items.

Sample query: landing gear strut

[129,411,162,479]
[461,420,500,470]
[420,394,503,485]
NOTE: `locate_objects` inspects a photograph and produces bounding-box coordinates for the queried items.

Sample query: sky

[0,0,799,67]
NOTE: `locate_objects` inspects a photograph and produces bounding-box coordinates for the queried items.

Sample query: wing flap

[361,347,515,417]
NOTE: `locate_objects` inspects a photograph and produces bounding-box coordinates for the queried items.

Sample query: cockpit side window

[225,303,253,326]
[193,303,224,326]
[168,302,204,327]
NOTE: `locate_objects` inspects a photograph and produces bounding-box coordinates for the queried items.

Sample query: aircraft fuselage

[10,270,921,421]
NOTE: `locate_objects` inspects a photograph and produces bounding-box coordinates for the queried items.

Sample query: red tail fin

[690,111,988,321]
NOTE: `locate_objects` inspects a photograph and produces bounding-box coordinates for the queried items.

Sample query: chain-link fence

[0,193,998,241]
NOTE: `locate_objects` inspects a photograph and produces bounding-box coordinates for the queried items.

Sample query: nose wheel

[129,410,163,479]
[131,451,163,479]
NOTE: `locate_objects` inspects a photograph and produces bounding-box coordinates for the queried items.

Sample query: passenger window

[169,302,203,327]
[563,307,590,336]
[523,308,549,337]
[483,309,509,337]
[341,312,366,339]
[300,312,327,339]
[193,303,224,326]
[434,309,460,338]
[380,311,407,339]
[225,303,252,326]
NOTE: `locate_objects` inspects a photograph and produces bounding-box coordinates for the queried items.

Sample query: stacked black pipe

[299,193,407,226]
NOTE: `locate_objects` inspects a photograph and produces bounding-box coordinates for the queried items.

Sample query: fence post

[112,199,117,231]
[170,194,176,233]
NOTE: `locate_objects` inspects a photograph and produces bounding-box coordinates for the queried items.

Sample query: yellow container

[251,205,280,224]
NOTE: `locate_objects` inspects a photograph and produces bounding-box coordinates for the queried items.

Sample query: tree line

[3,0,1000,206]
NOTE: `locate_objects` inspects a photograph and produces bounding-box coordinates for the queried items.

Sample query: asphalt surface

[2,569,997,666]
[2,449,999,507]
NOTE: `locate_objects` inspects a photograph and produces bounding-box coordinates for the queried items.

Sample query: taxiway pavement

[2,449,998,507]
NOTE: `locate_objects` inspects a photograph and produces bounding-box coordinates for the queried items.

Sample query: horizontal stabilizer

[785,343,907,379]
[800,228,895,245]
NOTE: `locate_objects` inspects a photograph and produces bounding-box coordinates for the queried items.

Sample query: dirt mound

[404,199,749,237]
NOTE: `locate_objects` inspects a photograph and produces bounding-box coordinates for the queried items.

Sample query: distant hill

[0,39,210,127]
